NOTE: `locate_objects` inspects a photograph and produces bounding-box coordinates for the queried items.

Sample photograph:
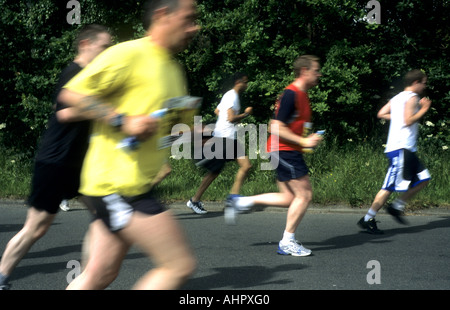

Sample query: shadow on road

[310,216,450,252]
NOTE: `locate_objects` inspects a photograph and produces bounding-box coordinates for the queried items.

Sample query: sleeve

[217,91,235,112]
[63,45,133,100]
[275,89,296,124]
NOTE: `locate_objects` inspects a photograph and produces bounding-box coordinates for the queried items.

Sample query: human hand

[419,97,432,111]
[122,115,159,141]
[300,133,323,148]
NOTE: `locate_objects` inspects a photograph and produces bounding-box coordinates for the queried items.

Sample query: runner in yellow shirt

[58,0,199,290]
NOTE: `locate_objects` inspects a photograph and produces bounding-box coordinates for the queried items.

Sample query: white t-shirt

[385,91,419,153]
[213,89,240,139]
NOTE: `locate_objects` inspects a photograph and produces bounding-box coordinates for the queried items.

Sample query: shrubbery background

[1,0,448,206]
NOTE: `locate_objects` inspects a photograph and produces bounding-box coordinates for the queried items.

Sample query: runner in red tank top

[226,55,323,257]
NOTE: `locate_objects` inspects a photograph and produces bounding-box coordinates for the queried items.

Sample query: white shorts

[382,149,431,192]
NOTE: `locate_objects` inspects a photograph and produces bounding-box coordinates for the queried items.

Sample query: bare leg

[67,219,129,290]
[283,176,313,234]
[369,189,392,213]
[0,207,56,277]
[192,172,219,202]
[399,180,429,203]
[230,156,252,195]
[250,181,294,207]
[120,211,196,290]
[68,211,196,290]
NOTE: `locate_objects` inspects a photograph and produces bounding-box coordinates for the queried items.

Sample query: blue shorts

[271,151,309,182]
[382,149,431,192]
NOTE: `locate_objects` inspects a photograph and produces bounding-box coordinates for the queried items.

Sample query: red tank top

[267,84,312,153]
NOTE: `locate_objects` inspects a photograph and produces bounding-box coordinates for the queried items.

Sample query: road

[0,199,449,292]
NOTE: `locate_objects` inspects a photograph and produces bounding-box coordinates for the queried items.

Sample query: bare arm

[57,89,158,139]
[226,106,253,123]
[404,96,431,126]
[377,101,391,120]
[56,106,93,123]
[270,119,322,148]
[58,89,115,121]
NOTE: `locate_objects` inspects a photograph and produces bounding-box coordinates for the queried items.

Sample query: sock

[392,199,406,211]
[0,272,9,285]
[281,231,295,244]
[234,196,254,211]
[364,208,377,221]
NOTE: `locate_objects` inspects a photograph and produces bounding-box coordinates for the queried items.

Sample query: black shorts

[271,151,309,182]
[194,137,246,174]
[27,161,82,214]
[82,191,166,232]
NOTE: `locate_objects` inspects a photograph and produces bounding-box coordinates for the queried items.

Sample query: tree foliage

[1,0,449,156]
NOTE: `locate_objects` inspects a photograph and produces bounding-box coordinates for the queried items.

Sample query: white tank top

[214,89,240,139]
[385,91,419,153]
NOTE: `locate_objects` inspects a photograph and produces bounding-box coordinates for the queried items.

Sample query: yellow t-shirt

[64,37,186,197]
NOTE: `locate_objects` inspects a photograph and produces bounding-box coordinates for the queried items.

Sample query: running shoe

[187,199,208,214]
[224,194,240,225]
[277,239,312,257]
[0,283,11,290]
[357,217,384,234]
[386,203,408,224]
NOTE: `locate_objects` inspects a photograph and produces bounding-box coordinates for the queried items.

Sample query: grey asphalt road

[0,199,449,291]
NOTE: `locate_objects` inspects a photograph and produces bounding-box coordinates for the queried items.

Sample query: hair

[73,24,110,51]
[293,55,320,78]
[142,0,181,30]
[404,69,427,87]
[232,72,248,85]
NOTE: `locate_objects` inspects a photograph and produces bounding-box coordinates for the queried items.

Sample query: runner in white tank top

[385,90,419,152]
[358,69,432,233]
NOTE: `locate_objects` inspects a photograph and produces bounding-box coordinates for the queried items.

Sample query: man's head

[293,55,321,88]
[143,0,199,53]
[232,72,249,93]
[404,69,427,94]
[74,24,112,64]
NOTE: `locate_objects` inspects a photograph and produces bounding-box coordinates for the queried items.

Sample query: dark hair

[73,24,110,51]
[404,69,427,87]
[293,55,320,78]
[142,0,181,30]
[232,72,248,85]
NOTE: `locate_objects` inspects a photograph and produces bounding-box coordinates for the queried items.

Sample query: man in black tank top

[0,25,112,290]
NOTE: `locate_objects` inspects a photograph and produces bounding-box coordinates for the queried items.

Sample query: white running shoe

[224,203,236,225]
[224,194,241,225]
[277,239,312,257]
[187,199,208,214]
[59,199,70,212]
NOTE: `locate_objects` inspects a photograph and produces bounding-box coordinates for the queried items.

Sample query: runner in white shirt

[187,72,253,214]
[214,88,241,139]
[358,69,432,234]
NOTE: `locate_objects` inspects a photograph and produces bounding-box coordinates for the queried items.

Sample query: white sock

[364,208,377,221]
[234,196,254,211]
[281,231,295,244]
[392,199,406,211]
